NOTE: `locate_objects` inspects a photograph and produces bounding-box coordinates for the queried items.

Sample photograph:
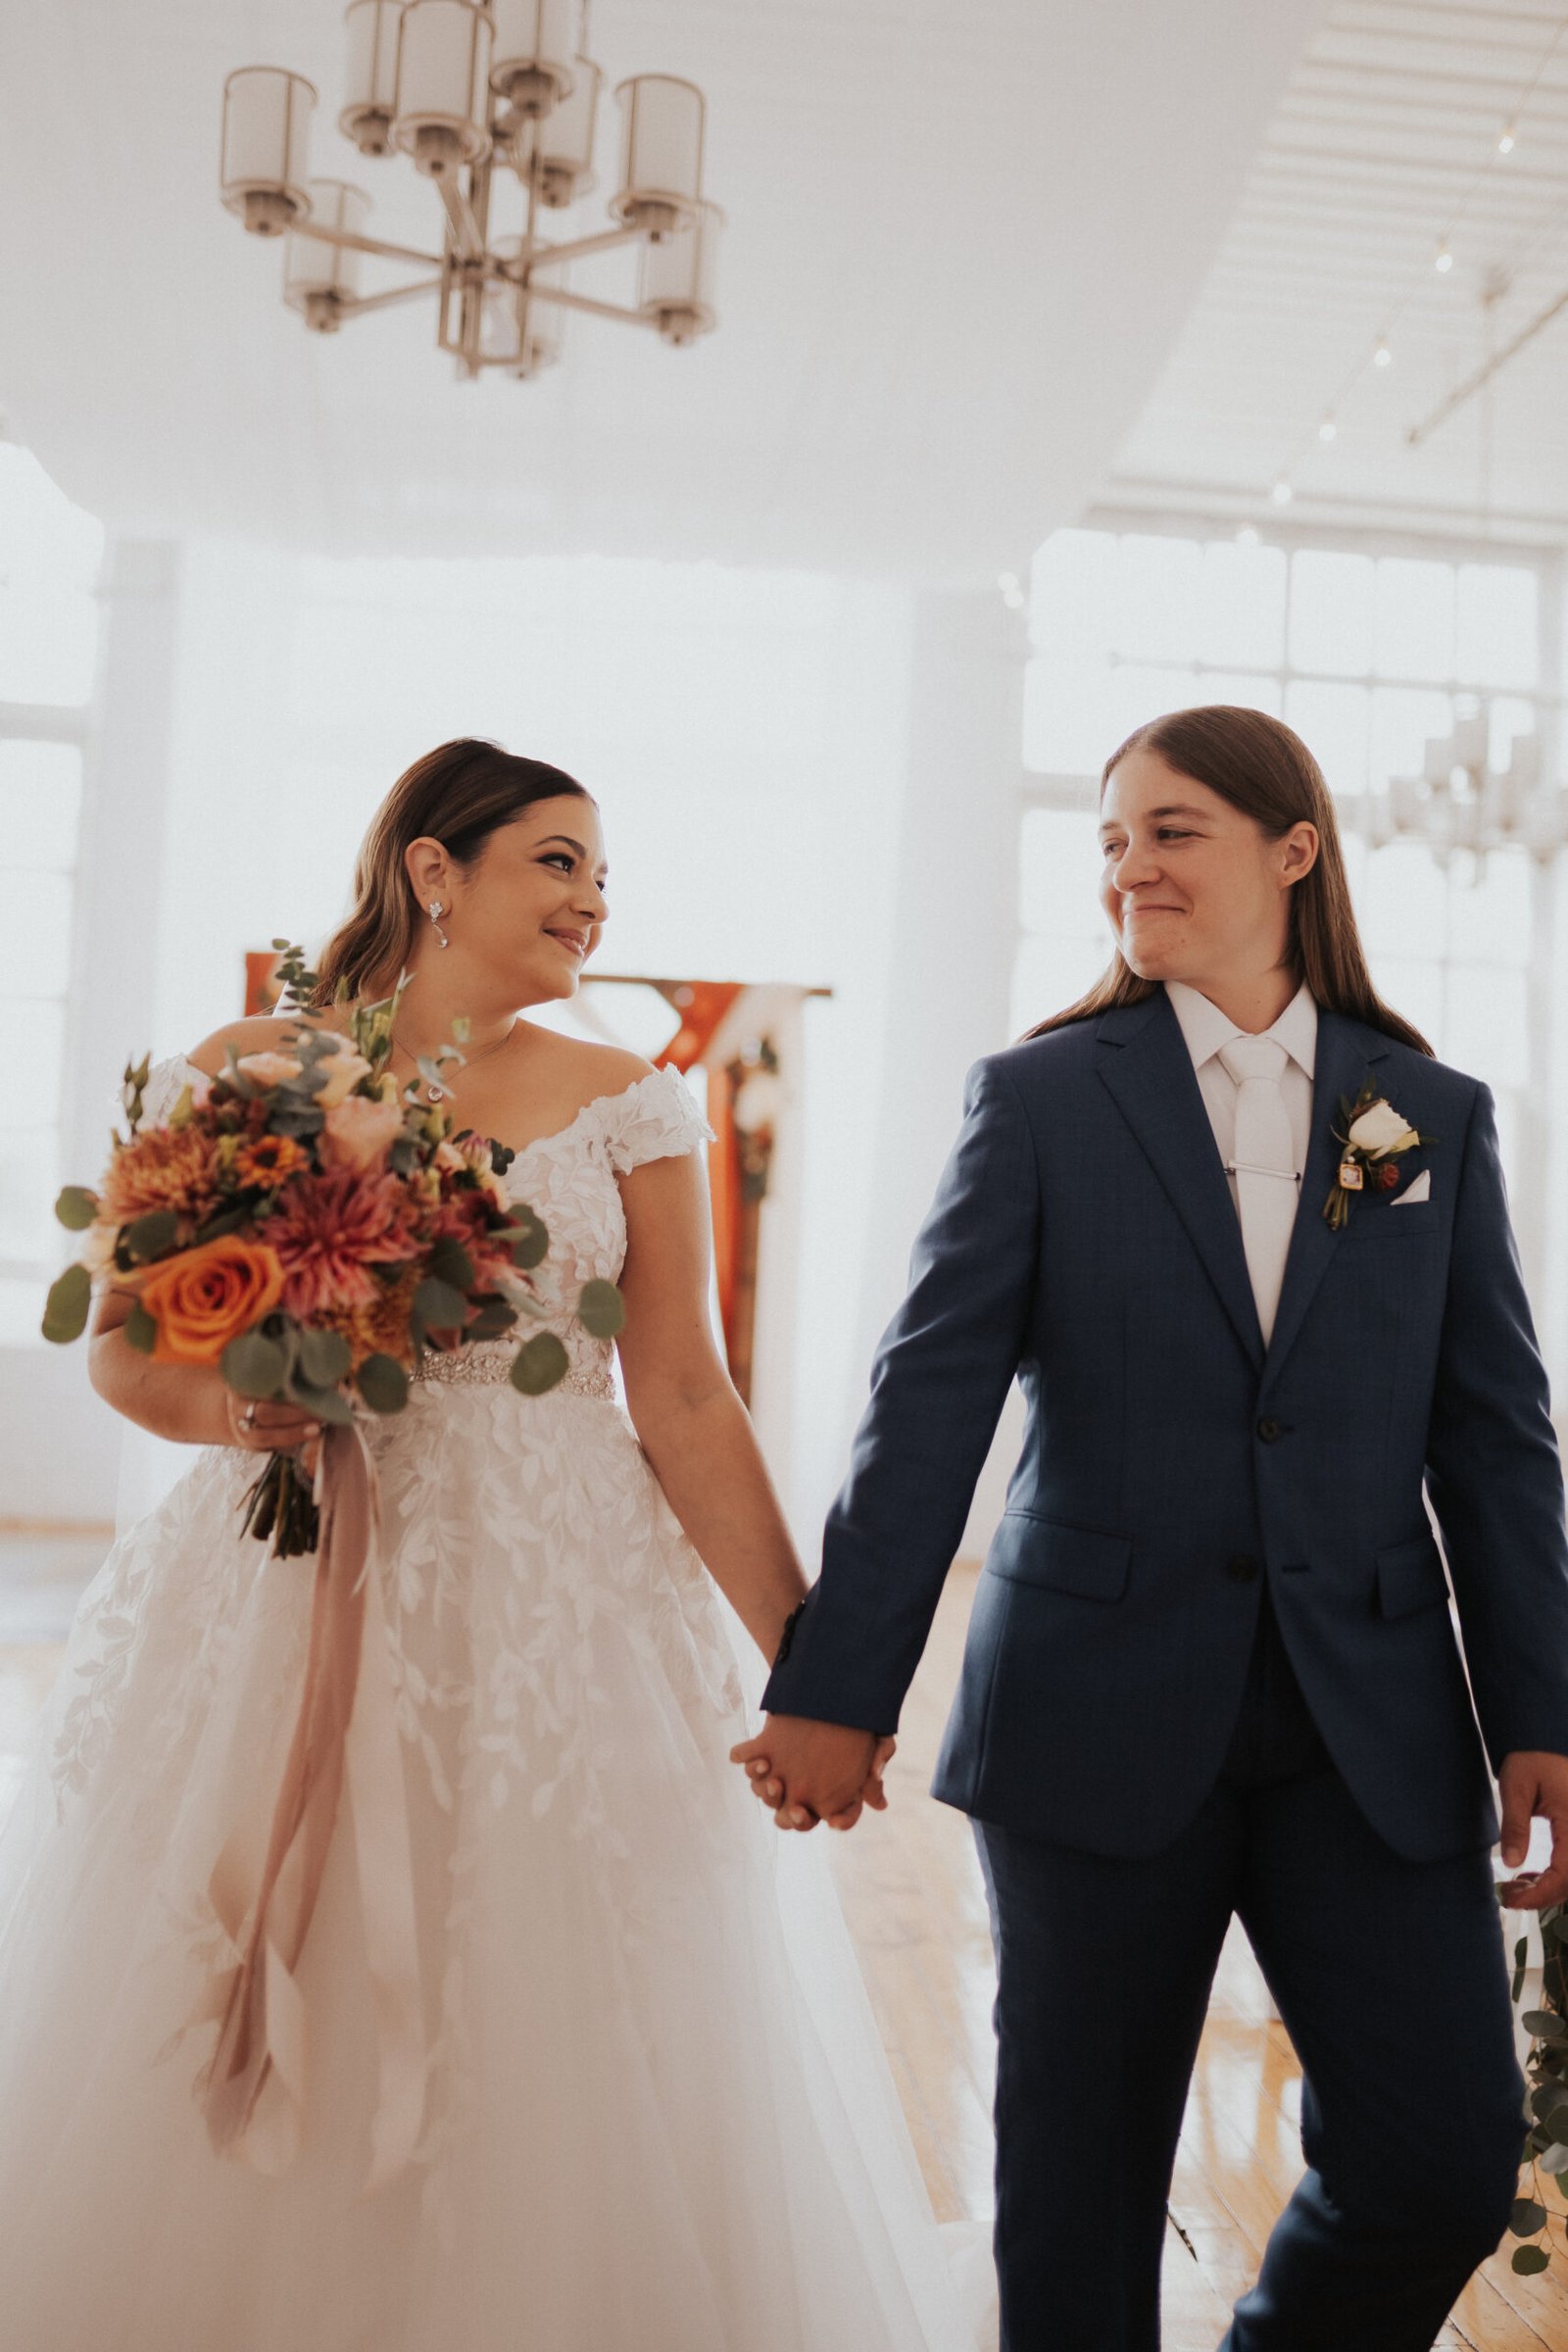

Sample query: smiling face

[417,795,610,1007]
[1098,749,1318,1001]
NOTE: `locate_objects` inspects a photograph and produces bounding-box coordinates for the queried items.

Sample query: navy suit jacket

[762,988,1568,1862]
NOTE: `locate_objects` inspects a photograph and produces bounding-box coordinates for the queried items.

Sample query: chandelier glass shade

[219,1,719,380]
[1382,704,1568,864]
[220,69,318,237]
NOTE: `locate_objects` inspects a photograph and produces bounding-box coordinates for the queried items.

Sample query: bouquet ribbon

[191,1419,426,2191]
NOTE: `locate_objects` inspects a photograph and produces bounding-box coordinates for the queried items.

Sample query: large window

[1015,520,1564,1370]
[0,449,103,1345]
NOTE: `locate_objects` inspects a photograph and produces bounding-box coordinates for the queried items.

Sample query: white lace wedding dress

[0,1061,978,2352]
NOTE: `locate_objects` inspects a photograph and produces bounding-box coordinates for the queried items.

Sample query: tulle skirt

[0,1387,977,2350]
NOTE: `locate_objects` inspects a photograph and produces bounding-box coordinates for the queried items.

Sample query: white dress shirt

[1165,978,1318,1223]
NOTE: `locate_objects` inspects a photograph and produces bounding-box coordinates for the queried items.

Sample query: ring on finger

[240,1402,258,1434]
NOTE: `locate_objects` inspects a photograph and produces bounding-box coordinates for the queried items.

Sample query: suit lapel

[1096,994,1264,1370]
[1261,1009,1391,1387]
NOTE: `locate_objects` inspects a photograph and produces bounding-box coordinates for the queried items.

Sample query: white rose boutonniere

[1323,1077,1436,1231]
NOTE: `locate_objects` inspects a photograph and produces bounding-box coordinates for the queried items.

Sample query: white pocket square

[1391,1169,1431,1205]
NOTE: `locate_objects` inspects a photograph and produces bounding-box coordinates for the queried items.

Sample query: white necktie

[1217,1034,1297,1347]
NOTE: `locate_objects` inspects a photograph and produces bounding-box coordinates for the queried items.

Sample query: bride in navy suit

[737,706,1568,2349]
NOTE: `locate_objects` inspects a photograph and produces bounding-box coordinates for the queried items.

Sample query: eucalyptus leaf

[297,1328,352,1390]
[415,1277,470,1331]
[511,1332,568,1396]
[428,1236,475,1291]
[357,1354,409,1415]
[1522,2012,1568,2042]
[468,1299,517,1341]
[286,1378,355,1426]
[221,1331,287,1399]
[1548,1915,1568,1946]
[577,1279,625,1340]
[1518,1937,1532,1967]
[41,1263,92,1345]
[1509,2198,1547,2237]
[123,1300,159,1355]
[508,1209,549,1271]
[54,1186,99,1232]
[1540,2141,1568,2176]
[122,1208,179,1264]
[1513,2244,1551,2276]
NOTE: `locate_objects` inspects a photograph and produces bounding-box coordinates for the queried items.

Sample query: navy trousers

[971,1593,1524,2351]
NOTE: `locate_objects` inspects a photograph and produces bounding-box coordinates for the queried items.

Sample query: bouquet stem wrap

[193,1421,426,2191]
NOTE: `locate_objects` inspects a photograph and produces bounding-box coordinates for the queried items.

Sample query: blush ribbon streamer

[192,1419,425,2191]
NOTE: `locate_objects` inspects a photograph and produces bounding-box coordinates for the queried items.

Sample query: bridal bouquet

[43,943,622,1556]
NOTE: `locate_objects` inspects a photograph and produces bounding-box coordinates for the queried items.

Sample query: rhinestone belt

[413,1347,615,1402]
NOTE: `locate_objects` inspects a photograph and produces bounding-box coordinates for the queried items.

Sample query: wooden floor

[826,1561,1568,2352]
[2,1530,1566,2347]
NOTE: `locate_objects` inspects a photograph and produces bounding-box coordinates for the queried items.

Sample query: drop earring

[428,900,450,949]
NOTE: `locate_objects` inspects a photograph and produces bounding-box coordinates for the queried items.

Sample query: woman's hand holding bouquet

[44,944,622,1555]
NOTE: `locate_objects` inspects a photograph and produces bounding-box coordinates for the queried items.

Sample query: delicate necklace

[393,1020,517,1105]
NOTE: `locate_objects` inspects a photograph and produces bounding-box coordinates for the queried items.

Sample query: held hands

[1497,1750,1568,1910]
[221,1390,323,1479]
[729,1715,895,1833]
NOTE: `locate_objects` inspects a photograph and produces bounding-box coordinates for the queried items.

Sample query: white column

[851,588,1028,1555]
[63,540,182,1182]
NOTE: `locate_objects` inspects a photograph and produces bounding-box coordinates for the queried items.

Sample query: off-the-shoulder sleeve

[602,1067,714,1176]
[114,1054,208,1128]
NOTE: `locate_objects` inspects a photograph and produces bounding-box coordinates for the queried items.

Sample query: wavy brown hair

[1024,706,1433,1054]
[309,738,592,1007]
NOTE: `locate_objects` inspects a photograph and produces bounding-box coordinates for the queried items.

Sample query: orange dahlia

[101,1124,220,1225]
[315,1267,420,1370]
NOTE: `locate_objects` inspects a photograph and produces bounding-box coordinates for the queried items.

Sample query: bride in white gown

[0,739,978,2352]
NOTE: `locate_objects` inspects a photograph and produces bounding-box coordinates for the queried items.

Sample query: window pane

[1112,537,1201,664]
[0,1004,65,1130]
[0,872,74,997]
[0,1277,47,1347]
[1370,687,1452,795]
[1010,934,1109,1042]
[1023,653,1119,775]
[1195,671,1283,717]
[1197,541,1287,670]
[1285,679,1369,795]
[1359,845,1449,958]
[0,743,82,870]
[1019,808,1103,941]
[1289,551,1374,678]
[0,1126,60,1260]
[1368,955,1446,1047]
[1375,559,1454,682]
[1456,564,1538,689]
[1030,529,1117,662]
[1446,966,1529,1088]
[1108,664,1199,747]
[1447,850,1531,965]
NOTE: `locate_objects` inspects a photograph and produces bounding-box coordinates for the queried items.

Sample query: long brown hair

[1025,706,1433,1054]
[310,738,592,1006]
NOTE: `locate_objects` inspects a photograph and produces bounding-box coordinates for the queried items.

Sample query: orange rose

[138,1237,286,1366]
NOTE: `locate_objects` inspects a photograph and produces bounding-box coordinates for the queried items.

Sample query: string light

[1498,122,1517,154]
[1235,523,1261,545]
[1373,336,1393,368]
[1435,239,1454,274]
[1270,476,1294,507]
[1318,413,1338,442]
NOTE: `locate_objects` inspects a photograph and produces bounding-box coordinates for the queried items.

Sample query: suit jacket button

[1256,1416,1283,1443]
[1226,1553,1259,1582]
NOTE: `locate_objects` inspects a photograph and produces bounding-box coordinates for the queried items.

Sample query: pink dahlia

[267,1166,422,1321]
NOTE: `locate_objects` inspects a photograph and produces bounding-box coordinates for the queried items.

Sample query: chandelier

[219,0,720,380]
[1378,704,1568,865]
